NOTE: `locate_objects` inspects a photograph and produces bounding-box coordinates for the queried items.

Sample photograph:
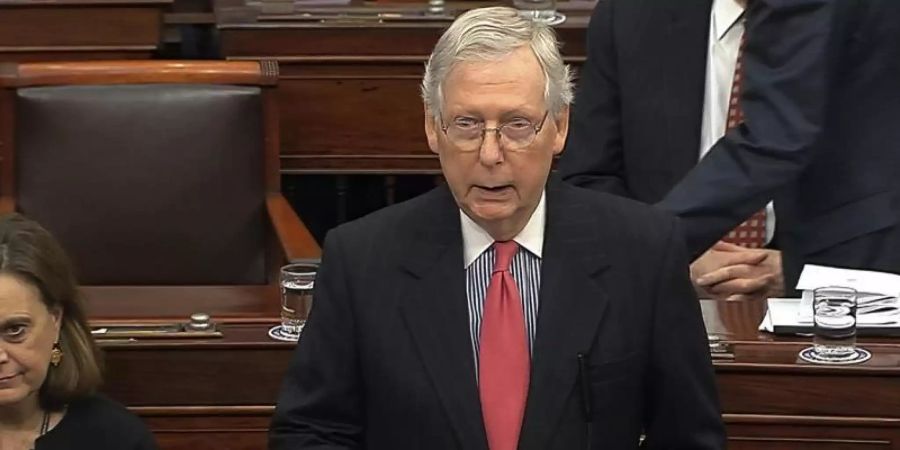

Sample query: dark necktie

[722,29,767,248]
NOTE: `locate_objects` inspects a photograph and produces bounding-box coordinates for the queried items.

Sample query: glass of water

[514,0,566,25]
[800,286,871,364]
[274,263,317,341]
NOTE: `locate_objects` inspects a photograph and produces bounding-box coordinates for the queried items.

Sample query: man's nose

[478,129,504,166]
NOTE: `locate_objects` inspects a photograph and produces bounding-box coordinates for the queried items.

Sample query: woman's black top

[36,395,158,450]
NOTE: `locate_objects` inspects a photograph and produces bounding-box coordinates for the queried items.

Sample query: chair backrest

[0,61,281,285]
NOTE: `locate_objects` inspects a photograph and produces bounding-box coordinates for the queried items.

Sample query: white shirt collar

[460,190,546,268]
[713,0,745,41]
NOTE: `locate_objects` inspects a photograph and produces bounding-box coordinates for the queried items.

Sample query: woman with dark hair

[0,213,158,449]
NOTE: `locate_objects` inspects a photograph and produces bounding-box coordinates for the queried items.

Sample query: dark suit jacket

[559,0,712,205]
[269,180,725,450]
[561,0,900,288]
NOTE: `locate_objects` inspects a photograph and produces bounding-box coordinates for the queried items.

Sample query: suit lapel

[663,0,713,176]
[397,186,488,450]
[519,181,611,450]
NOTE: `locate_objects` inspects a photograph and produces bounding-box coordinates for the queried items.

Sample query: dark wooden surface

[103,323,290,449]
[707,299,900,449]
[217,1,590,174]
[162,0,217,58]
[83,285,282,321]
[100,298,900,449]
[0,0,171,62]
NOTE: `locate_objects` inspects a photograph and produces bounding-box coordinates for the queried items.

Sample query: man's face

[425,46,569,237]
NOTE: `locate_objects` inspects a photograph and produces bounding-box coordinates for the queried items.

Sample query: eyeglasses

[440,111,549,153]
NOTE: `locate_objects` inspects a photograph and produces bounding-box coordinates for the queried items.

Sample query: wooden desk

[217,1,589,174]
[706,299,900,449]
[103,298,900,449]
[0,0,170,62]
[102,323,290,450]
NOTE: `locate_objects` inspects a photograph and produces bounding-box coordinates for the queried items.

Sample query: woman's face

[0,273,61,408]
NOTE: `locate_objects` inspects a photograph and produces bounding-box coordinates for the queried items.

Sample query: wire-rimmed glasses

[440,111,549,153]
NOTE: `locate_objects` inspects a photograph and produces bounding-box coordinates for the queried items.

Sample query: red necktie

[721,29,767,249]
[479,241,529,450]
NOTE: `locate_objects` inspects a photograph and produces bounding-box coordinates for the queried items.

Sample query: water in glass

[280,263,317,338]
[813,287,857,359]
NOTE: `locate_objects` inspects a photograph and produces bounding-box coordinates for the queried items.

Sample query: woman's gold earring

[50,343,63,367]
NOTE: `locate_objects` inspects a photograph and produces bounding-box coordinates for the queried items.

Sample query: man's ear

[424,106,440,155]
[552,106,570,156]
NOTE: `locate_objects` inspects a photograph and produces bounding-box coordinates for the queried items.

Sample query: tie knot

[492,241,518,272]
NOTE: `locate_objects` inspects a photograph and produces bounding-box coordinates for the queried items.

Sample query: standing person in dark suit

[656,0,900,289]
[269,6,724,450]
[559,0,784,301]
[563,0,900,290]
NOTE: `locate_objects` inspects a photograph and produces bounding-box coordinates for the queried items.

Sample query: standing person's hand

[691,241,783,301]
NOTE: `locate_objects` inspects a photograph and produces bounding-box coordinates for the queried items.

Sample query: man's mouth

[475,184,513,192]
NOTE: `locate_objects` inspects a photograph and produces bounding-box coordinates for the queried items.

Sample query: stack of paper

[796,264,900,323]
[759,264,900,335]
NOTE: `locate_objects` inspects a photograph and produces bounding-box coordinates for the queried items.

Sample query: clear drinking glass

[800,286,871,364]
[514,0,566,25]
[276,263,317,341]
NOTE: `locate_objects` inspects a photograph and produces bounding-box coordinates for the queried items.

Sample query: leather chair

[0,60,320,321]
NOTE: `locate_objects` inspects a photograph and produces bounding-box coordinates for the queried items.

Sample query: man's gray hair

[421,6,574,120]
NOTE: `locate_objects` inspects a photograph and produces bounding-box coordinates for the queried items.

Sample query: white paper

[759,297,900,333]
[793,264,900,326]
[796,264,900,297]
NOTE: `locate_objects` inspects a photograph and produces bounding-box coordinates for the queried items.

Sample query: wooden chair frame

[0,60,320,322]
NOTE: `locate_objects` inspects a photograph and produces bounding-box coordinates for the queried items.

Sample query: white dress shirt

[460,191,544,371]
[461,191,545,266]
[700,0,776,244]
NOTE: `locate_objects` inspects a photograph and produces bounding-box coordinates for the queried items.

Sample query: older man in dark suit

[269,7,724,450]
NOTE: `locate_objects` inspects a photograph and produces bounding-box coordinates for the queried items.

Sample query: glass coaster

[540,12,566,26]
[268,324,302,342]
[519,11,566,26]
[798,347,871,365]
